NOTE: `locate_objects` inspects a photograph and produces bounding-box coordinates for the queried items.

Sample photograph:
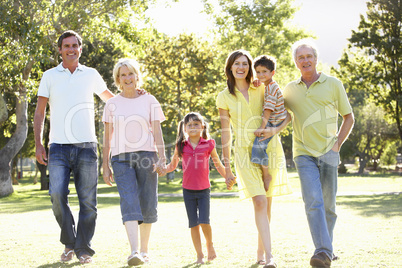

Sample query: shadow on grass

[36,261,80,268]
[337,193,401,218]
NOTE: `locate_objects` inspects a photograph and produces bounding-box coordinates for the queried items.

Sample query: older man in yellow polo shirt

[283,40,354,268]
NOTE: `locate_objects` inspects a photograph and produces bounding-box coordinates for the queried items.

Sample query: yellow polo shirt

[283,72,352,158]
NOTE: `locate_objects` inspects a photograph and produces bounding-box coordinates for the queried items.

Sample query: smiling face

[231,55,250,81]
[118,65,138,91]
[184,119,204,138]
[58,36,82,65]
[295,46,318,75]
[255,65,274,85]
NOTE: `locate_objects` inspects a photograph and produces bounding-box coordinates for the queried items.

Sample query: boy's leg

[191,225,204,264]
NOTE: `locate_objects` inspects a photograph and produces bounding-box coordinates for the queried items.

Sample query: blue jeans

[294,149,340,258]
[251,120,284,166]
[48,143,98,258]
[111,151,158,224]
[183,188,210,228]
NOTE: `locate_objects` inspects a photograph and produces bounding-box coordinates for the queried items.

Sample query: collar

[296,72,328,85]
[184,137,208,146]
[56,62,83,72]
[234,83,259,93]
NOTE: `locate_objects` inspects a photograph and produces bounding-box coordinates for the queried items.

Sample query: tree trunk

[358,157,368,174]
[36,161,49,191]
[0,61,32,197]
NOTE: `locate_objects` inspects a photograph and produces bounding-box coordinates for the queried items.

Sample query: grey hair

[291,39,319,63]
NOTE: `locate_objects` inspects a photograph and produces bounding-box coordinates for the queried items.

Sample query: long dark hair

[176,112,209,157]
[225,49,254,96]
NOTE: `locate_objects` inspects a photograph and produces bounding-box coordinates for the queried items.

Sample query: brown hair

[224,50,254,96]
[254,55,276,72]
[57,30,82,49]
[176,112,209,157]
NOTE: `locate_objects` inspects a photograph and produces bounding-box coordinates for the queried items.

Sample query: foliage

[203,0,311,86]
[0,0,156,196]
[140,33,223,152]
[380,141,398,166]
[349,0,402,142]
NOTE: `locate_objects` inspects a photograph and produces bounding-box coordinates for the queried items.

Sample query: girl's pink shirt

[102,94,165,157]
[181,138,215,190]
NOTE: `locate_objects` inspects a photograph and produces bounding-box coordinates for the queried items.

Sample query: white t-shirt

[102,94,166,157]
[38,63,108,144]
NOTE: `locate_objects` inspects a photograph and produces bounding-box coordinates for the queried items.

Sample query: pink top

[181,138,215,190]
[263,80,287,125]
[102,94,165,157]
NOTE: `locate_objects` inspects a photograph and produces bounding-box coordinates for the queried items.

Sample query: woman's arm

[259,112,292,141]
[102,122,114,186]
[210,148,226,178]
[218,108,236,189]
[151,120,166,170]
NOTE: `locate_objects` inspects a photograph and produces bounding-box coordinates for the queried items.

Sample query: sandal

[61,249,74,262]
[263,262,277,268]
[140,252,150,263]
[79,255,93,264]
[128,251,144,266]
[256,260,266,265]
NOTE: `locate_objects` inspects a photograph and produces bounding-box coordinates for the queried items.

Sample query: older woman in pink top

[102,58,166,266]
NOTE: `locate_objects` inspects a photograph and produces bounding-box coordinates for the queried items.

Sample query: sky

[146,0,369,66]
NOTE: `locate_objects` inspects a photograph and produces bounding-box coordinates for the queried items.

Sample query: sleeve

[334,79,353,116]
[149,95,166,123]
[216,91,229,110]
[208,139,216,154]
[37,72,50,98]
[263,83,277,111]
[92,69,108,95]
[102,100,114,123]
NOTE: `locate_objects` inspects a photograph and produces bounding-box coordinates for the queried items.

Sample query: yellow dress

[216,84,292,199]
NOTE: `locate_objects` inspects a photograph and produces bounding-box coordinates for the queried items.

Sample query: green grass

[1,170,401,267]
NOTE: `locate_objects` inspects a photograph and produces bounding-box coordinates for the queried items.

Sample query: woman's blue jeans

[48,143,98,258]
[294,149,339,259]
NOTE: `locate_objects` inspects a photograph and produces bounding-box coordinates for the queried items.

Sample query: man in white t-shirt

[34,30,114,264]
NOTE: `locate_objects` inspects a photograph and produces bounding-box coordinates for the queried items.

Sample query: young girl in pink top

[163,112,226,264]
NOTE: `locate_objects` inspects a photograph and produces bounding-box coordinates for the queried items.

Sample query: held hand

[102,165,114,186]
[253,79,262,87]
[35,145,47,166]
[254,127,264,137]
[259,127,275,141]
[225,171,237,190]
[153,158,167,175]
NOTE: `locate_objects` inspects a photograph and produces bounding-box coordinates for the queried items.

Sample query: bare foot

[263,174,272,192]
[207,244,217,262]
[196,254,204,264]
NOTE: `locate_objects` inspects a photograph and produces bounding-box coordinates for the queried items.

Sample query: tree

[334,50,399,173]
[349,0,402,142]
[0,0,153,197]
[203,0,311,86]
[140,33,222,160]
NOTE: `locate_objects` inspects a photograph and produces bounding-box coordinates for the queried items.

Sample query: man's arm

[98,89,114,102]
[34,96,49,165]
[332,112,355,152]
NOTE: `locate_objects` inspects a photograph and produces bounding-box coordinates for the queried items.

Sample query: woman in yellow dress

[216,50,291,268]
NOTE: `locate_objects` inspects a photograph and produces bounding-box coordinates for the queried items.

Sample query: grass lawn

[0,170,401,267]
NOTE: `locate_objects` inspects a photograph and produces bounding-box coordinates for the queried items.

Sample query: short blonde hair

[291,39,319,64]
[113,58,143,90]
